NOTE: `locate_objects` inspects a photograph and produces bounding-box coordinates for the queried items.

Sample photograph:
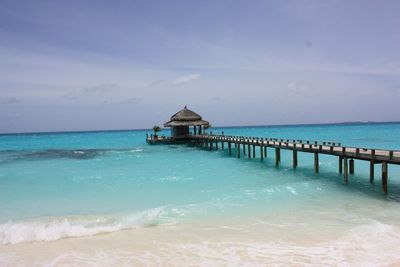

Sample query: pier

[147,132,400,194]
[188,133,400,194]
[147,106,399,194]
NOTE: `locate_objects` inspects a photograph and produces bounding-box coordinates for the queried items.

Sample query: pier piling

[275,148,281,166]
[370,160,374,183]
[382,162,388,194]
[293,150,298,169]
[349,159,354,174]
[344,157,349,183]
[314,152,319,173]
[260,142,264,161]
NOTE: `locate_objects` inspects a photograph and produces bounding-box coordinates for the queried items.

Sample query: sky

[0,0,400,133]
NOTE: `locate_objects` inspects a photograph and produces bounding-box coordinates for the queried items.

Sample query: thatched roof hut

[164,106,210,138]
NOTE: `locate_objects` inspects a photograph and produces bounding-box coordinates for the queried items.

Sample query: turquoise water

[0,123,400,246]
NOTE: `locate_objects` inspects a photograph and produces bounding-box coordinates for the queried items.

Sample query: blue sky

[0,0,399,133]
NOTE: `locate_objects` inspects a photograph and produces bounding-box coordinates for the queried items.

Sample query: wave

[0,207,170,245]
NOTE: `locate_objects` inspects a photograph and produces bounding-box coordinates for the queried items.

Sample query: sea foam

[0,207,167,244]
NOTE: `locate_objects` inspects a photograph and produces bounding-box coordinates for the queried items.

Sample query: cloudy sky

[1,0,399,133]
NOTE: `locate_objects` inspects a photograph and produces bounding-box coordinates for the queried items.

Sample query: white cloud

[287,82,311,96]
[172,74,201,85]
[61,83,119,99]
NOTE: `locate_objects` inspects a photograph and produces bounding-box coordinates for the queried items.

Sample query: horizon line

[1,120,400,136]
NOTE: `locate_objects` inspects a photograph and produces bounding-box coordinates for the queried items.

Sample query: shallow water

[0,123,400,266]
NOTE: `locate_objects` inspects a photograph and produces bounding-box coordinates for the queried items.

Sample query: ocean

[1,123,400,266]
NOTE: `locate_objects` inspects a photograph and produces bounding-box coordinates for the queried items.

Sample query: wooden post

[210,139,213,151]
[228,142,232,156]
[275,148,280,166]
[293,150,298,169]
[194,126,197,135]
[382,162,388,194]
[248,143,251,158]
[314,152,319,173]
[216,138,219,150]
[339,156,343,174]
[370,160,374,183]
[253,144,256,158]
[349,159,354,174]
[260,142,264,161]
[237,142,240,158]
[243,140,246,155]
[344,157,348,183]
[264,146,267,158]
[222,139,225,150]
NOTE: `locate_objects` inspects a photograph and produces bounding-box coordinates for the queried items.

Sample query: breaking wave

[0,207,170,245]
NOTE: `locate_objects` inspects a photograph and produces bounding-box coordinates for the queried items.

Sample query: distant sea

[1,122,400,266]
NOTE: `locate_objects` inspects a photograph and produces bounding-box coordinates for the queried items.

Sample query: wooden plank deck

[190,134,400,165]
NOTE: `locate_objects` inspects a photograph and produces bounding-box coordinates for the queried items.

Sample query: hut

[164,106,210,139]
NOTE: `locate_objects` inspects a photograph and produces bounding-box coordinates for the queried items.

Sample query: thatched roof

[164,106,210,127]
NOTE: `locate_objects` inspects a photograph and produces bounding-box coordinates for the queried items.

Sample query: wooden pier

[146,107,399,194]
[185,133,400,194]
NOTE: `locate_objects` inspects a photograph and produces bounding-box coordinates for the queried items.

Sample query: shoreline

[1,216,400,266]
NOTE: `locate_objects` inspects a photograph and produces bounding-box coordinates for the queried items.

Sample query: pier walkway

[188,133,400,194]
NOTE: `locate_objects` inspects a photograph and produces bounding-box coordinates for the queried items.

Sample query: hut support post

[314,152,319,173]
[248,143,251,158]
[349,159,354,174]
[382,162,388,194]
[237,143,240,158]
[243,141,246,155]
[339,156,343,174]
[228,142,232,156]
[344,157,349,183]
[210,139,213,151]
[216,139,219,150]
[253,145,256,158]
[293,150,298,169]
[370,160,374,183]
[222,139,225,150]
[260,143,264,161]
